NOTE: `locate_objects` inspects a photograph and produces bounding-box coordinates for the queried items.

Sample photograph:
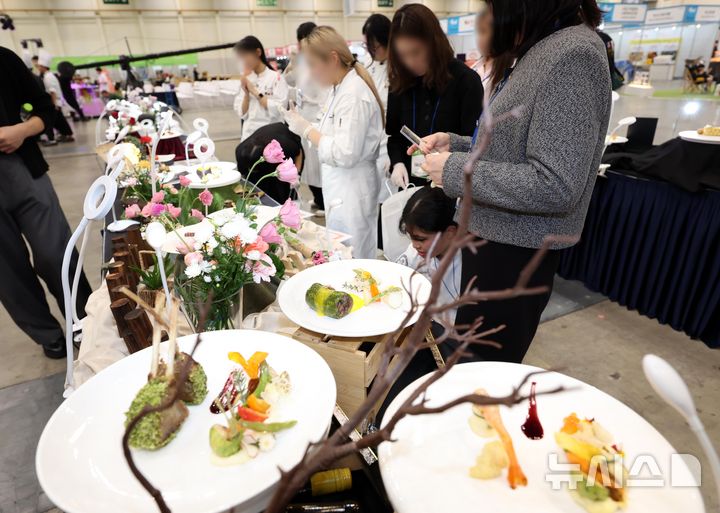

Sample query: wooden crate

[292,326,417,419]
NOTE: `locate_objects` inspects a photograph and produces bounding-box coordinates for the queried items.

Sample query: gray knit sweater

[442,24,611,250]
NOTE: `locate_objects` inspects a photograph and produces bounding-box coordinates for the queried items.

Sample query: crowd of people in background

[233,0,612,373]
[0,0,613,369]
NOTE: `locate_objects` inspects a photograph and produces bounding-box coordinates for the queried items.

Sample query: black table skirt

[558,171,720,348]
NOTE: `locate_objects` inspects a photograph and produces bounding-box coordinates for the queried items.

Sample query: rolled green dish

[305,283,354,319]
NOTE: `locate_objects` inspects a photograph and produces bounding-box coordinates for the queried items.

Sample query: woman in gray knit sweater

[415,0,611,363]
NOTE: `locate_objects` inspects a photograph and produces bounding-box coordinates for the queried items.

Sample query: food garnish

[209,351,296,463]
[469,388,528,489]
[555,413,627,512]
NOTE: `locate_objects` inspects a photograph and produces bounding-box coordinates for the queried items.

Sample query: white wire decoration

[61,145,130,396]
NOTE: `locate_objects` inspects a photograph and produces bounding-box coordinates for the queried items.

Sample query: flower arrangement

[121,139,301,331]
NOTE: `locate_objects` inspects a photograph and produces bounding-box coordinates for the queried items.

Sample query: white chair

[175,81,196,110]
[194,81,220,108]
[218,79,241,106]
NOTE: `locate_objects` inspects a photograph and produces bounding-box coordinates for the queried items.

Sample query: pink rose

[178,175,191,187]
[259,223,282,244]
[141,202,166,217]
[124,204,141,219]
[151,191,165,203]
[312,251,327,266]
[184,251,204,266]
[176,237,196,254]
[277,158,299,186]
[167,205,182,218]
[279,199,301,229]
[263,139,285,164]
[199,188,213,207]
[191,208,205,221]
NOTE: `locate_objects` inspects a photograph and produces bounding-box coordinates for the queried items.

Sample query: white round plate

[379,362,705,513]
[186,162,240,189]
[278,259,432,337]
[155,153,176,163]
[36,330,336,513]
[605,135,628,146]
[679,130,720,145]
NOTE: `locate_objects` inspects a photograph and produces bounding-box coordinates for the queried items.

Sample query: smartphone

[400,125,438,154]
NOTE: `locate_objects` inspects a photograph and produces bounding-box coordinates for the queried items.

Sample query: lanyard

[471,66,514,147]
[412,89,441,135]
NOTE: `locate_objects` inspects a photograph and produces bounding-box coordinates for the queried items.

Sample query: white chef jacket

[316,68,383,259]
[42,72,63,108]
[396,245,462,324]
[234,67,289,141]
[294,56,329,189]
[365,58,390,203]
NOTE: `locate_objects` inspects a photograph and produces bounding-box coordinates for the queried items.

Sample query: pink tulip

[279,199,301,229]
[179,175,192,187]
[151,191,165,203]
[277,158,299,186]
[263,139,285,164]
[167,205,182,218]
[124,204,141,219]
[184,251,204,266]
[259,223,282,244]
[199,189,213,207]
[191,208,205,221]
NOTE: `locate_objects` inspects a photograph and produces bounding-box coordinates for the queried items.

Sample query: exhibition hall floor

[1,89,719,513]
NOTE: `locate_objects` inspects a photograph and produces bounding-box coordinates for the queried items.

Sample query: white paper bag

[381,182,421,262]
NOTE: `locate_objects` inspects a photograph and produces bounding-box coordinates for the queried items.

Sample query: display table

[558,170,720,347]
[76,219,353,386]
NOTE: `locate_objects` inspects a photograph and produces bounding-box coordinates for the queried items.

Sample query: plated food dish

[679,129,720,145]
[379,362,704,513]
[36,330,336,513]
[278,259,432,338]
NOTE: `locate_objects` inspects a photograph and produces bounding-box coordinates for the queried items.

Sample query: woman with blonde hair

[282,26,384,259]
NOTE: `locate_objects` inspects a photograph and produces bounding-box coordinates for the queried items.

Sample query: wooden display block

[292,326,417,419]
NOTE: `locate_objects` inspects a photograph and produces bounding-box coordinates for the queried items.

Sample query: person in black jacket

[0,46,92,359]
[386,3,483,188]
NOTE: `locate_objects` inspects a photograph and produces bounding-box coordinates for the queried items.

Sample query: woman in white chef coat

[362,14,392,205]
[282,26,385,260]
[293,22,328,212]
[233,36,289,142]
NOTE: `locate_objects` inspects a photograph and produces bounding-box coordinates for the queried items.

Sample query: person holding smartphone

[386,3,483,189]
[413,0,611,363]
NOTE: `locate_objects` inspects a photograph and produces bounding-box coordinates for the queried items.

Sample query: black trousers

[309,185,324,210]
[45,107,73,141]
[378,240,560,422]
[0,154,92,347]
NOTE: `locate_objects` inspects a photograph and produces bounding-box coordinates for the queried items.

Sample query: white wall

[0,0,468,72]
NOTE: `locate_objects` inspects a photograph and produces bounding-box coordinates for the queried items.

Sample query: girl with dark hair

[233,36,289,142]
[386,3,484,188]
[397,187,461,322]
[414,0,611,364]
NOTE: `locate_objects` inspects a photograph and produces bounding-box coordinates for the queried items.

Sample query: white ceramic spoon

[643,354,720,498]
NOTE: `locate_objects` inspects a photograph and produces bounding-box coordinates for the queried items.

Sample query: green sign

[378,0,393,6]
[256,0,278,6]
[103,0,129,4]
[51,53,199,69]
